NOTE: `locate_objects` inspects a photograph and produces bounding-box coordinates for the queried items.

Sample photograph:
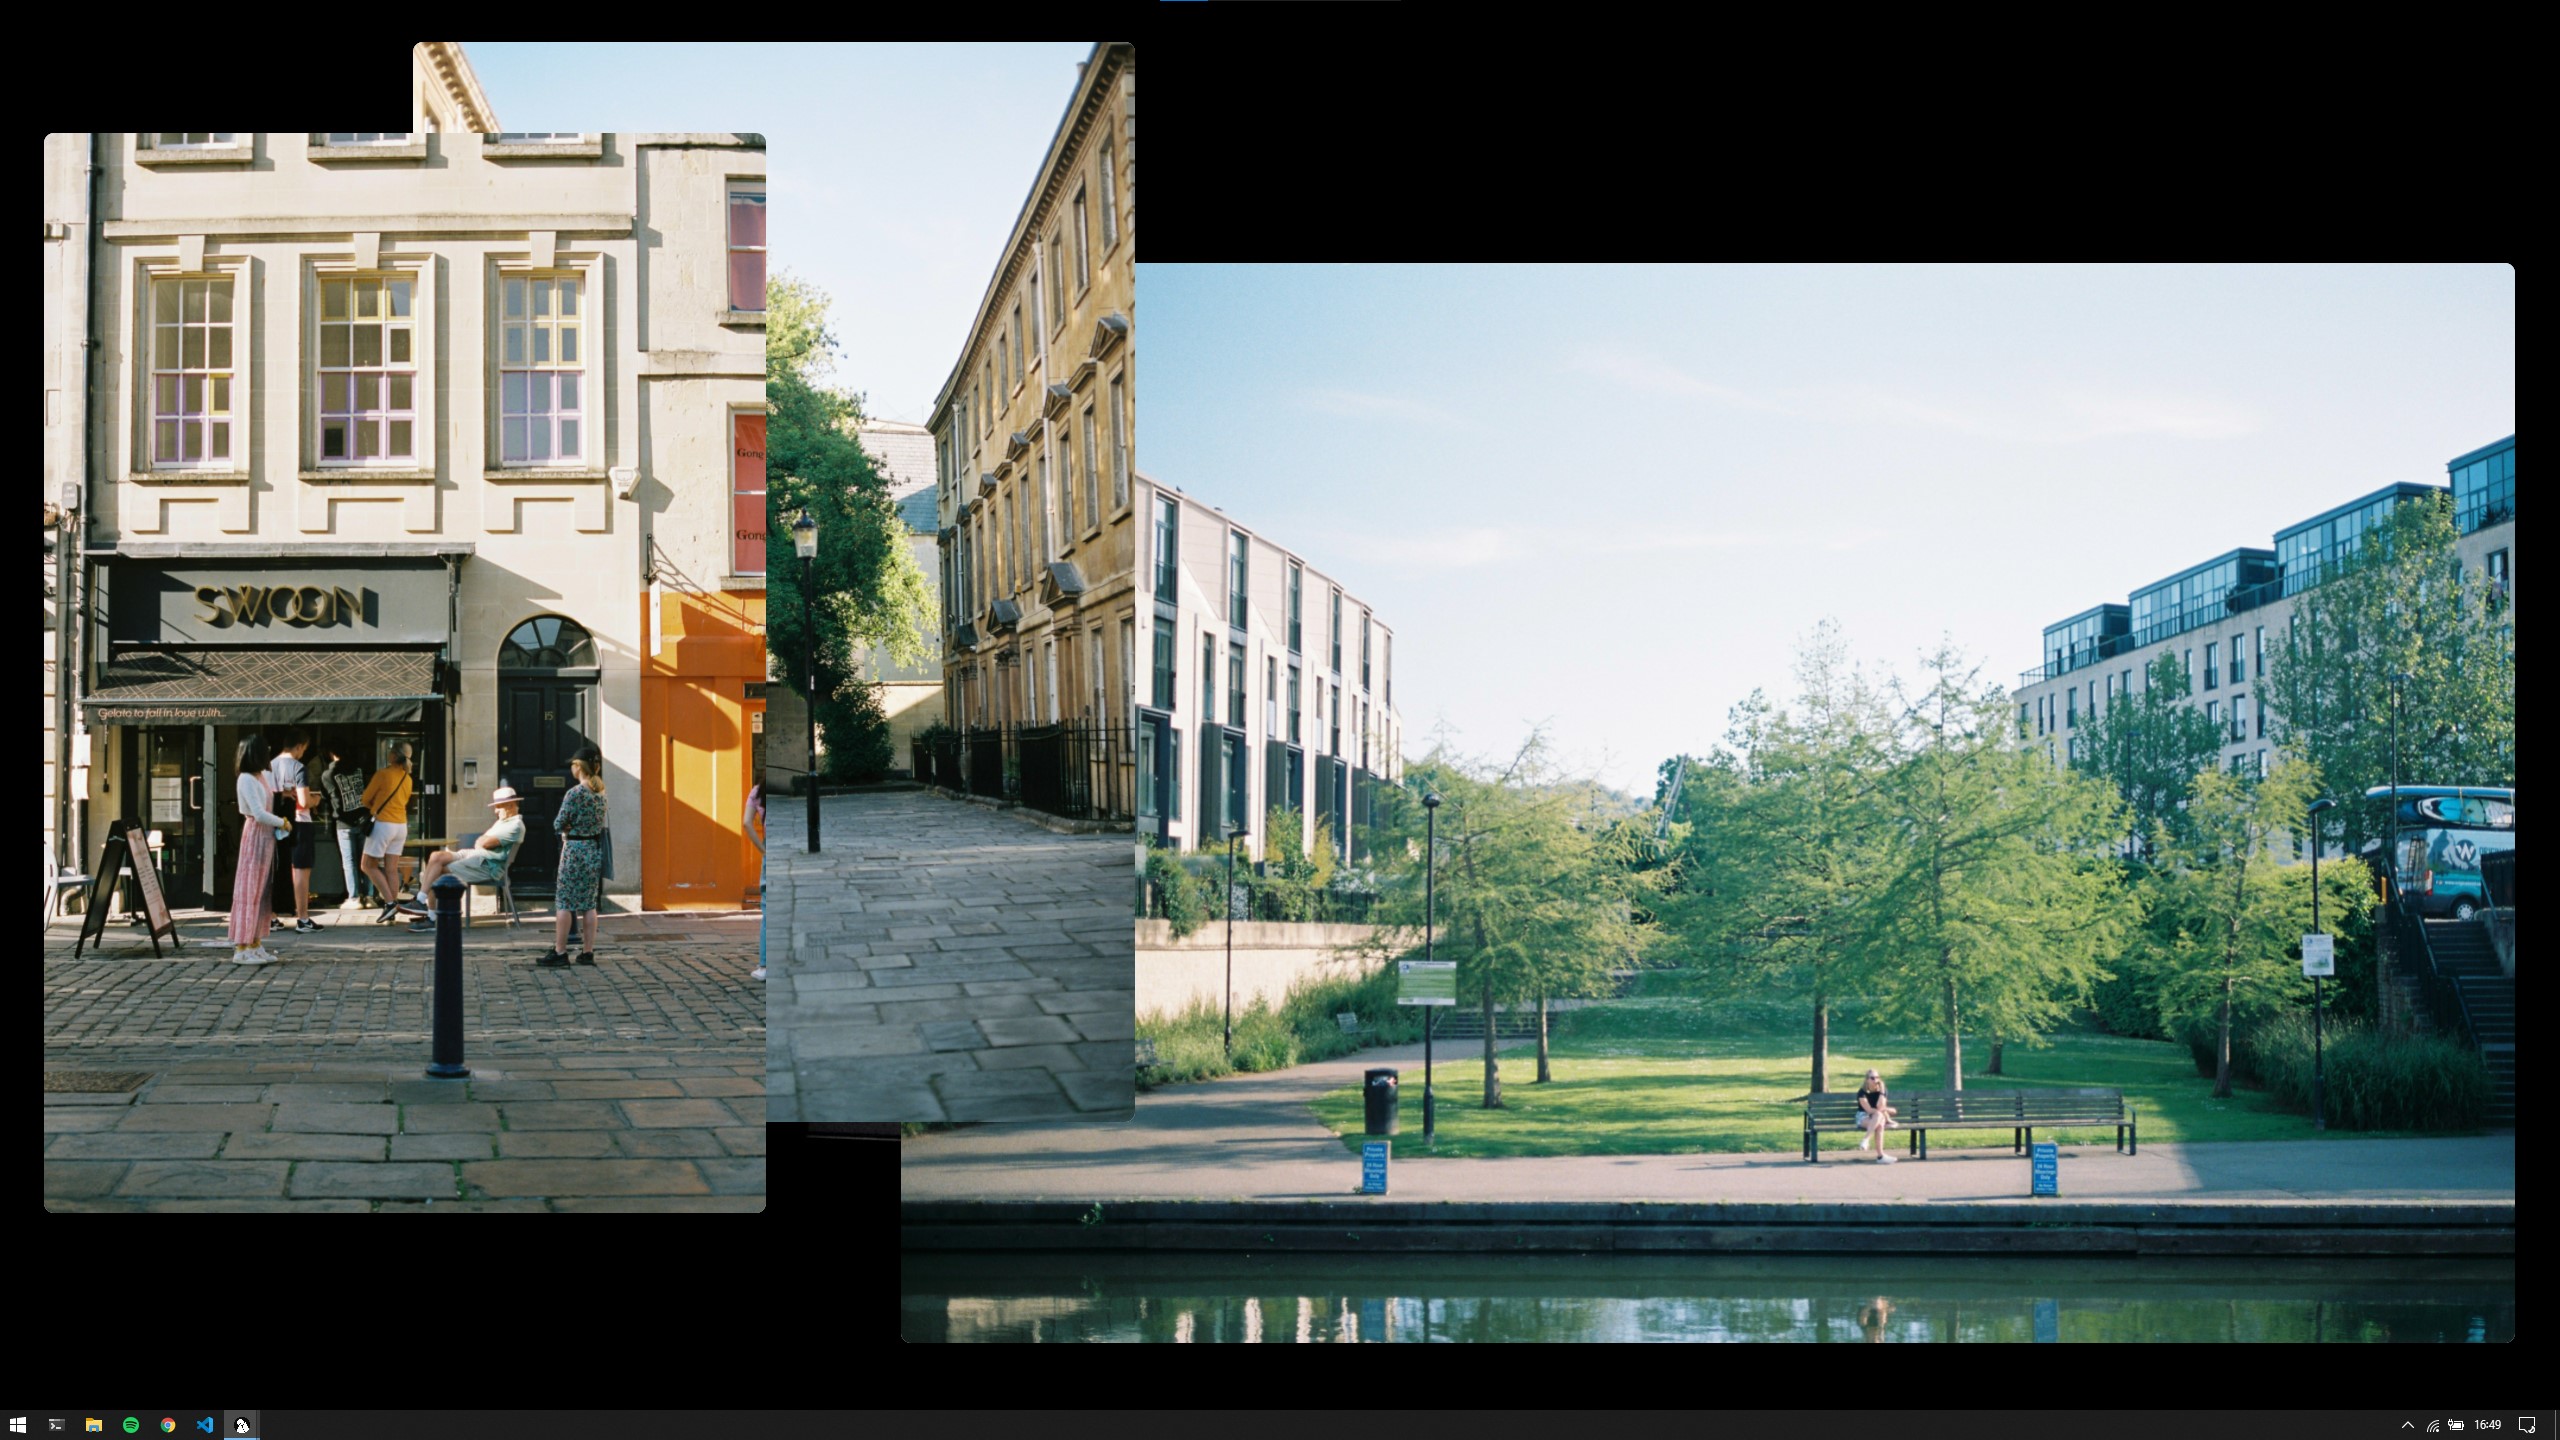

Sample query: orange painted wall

[640,586,766,910]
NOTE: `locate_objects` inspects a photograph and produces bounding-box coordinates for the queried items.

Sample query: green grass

[1307,997,2475,1158]
[1138,965,1428,1087]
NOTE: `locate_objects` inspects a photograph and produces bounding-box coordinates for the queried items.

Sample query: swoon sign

[115,559,451,645]
[192,583,364,628]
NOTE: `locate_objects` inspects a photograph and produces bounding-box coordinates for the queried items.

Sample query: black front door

[129,726,211,909]
[499,677,593,891]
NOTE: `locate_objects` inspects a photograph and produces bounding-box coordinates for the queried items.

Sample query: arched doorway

[498,615,599,893]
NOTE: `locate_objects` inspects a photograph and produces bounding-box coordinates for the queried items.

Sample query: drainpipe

[56,134,100,883]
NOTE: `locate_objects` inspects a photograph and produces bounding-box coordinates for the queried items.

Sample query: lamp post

[1423,790,1440,1148]
[2307,795,2338,1131]
[793,509,820,854]
[2389,669,2411,907]
[1222,821,1242,1061]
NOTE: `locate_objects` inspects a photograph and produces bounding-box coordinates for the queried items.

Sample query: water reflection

[901,1254,2513,1343]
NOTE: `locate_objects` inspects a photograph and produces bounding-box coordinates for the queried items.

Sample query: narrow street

[765,788,1133,1122]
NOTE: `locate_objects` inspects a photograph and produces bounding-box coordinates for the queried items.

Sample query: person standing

[545,742,609,967]
[745,773,768,982]
[268,728,319,932]
[358,743,416,923]
[229,734,291,965]
[318,742,373,909]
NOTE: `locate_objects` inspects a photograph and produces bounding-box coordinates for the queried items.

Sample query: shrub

[2089,965,2168,1040]
[1144,845,1208,939]
[816,677,893,783]
[1135,963,1425,1086]
[2251,1010,2490,1130]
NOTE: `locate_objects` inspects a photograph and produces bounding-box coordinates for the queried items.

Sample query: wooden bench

[1337,1011,1371,1039]
[1803,1088,2135,1162]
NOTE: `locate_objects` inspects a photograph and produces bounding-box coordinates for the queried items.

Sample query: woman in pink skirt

[230,733,294,965]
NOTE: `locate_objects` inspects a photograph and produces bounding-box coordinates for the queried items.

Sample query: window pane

[730,250,764,312]
[532,327,549,363]
[355,420,379,459]
[558,418,579,457]
[527,373,552,415]
[729,192,765,247]
[388,374,411,410]
[182,375,203,414]
[182,328,204,367]
[503,326,523,365]
[156,324,178,367]
[323,374,348,412]
[184,282,207,322]
[503,417,527,462]
[557,374,579,412]
[387,420,410,458]
[503,372,527,414]
[354,326,381,365]
[558,282,578,317]
[181,420,201,461]
[322,326,350,366]
[388,281,410,317]
[210,375,229,413]
[533,281,551,318]
[154,420,177,461]
[209,282,232,323]
[389,328,410,363]
[209,421,229,460]
[208,328,230,368]
[558,325,577,363]
[322,422,345,458]
[155,283,179,323]
[356,281,379,318]
[155,375,178,416]
[527,420,550,461]
[355,373,379,411]
[323,280,348,319]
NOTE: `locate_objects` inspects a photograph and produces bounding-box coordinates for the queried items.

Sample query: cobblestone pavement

[43,908,763,1211]
[765,789,1132,1124]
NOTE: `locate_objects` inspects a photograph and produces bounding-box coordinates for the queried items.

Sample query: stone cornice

[105,215,631,240]
[417,42,499,133]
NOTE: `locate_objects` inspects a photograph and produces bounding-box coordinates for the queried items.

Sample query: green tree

[2071,650,2229,858]
[1254,806,1336,921]
[764,271,936,789]
[1668,620,1893,1094]
[2262,493,2515,859]
[821,677,894,783]
[1864,645,2134,1090]
[2142,757,2329,1097]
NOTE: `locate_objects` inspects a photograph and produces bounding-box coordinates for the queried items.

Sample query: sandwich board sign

[2301,933,2335,978]
[1397,960,1456,1007]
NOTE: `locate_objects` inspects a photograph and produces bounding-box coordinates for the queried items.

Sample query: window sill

[302,468,435,484]
[720,309,767,328]
[719,575,767,590]
[310,139,428,163]
[485,469,608,483]
[482,138,603,160]
[134,146,253,167]
[128,470,246,486]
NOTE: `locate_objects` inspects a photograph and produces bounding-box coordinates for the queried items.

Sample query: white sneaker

[750,967,767,981]
[233,947,275,965]
[1878,1153,1898,1164]
[1858,1135,1870,1150]
[339,898,364,910]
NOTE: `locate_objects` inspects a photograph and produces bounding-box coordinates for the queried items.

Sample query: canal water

[902,1253,2514,1342]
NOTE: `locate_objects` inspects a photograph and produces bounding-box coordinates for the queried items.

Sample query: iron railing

[918,723,1134,823]
[2388,894,2477,1049]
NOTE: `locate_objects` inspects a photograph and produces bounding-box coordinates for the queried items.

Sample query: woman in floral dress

[545,742,609,967]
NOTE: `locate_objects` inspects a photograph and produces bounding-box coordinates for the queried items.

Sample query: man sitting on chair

[402,786,527,927]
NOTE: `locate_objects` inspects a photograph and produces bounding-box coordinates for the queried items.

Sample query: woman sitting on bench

[1856,1069,1899,1162]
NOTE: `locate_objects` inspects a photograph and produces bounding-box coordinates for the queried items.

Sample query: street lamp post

[1223,821,1242,1061]
[1423,790,1441,1148]
[793,510,820,854]
[2307,795,2338,1131]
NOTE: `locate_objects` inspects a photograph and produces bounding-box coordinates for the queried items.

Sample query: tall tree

[2142,757,2328,1097]
[1864,645,2134,1089]
[2262,493,2515,860]
[764,271,936,781]
[1668,620,1893,1094]
[2071,650,2229,858]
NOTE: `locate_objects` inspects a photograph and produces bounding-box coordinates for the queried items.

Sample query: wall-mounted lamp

[611,466,639,500]
[462,758,479,789]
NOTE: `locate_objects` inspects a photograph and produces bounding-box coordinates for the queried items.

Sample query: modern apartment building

[930,42,1137,750]
[41,46,769,913]
[2015,435,2516,823]
[1137,476,1402,862]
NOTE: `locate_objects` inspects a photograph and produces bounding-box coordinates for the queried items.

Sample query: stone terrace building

[1137,475,1402,863]
[41,47,768,915]
[857,418,946,768]
[928,41,1136,821]
[2014,433,2516,858]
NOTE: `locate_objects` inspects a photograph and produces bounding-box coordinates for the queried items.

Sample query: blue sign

[1362,1139,1389,1194]
[2034,1298,2060,1343]
[2031,1141,2059,1196]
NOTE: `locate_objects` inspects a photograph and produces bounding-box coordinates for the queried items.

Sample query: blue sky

[1144,264,2516,793]
[465,41,1096,425]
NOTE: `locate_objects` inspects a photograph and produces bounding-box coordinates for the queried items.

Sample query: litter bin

[1364,1067,1400,1135]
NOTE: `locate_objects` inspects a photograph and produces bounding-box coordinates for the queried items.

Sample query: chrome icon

[160,1425,176,1435]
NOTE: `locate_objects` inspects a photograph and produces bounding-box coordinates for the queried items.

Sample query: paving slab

[389,1133,496,1161]
[272,1103,399,1135]
[289,1162,461,1199]
[223,1132,390,1161]
[462,1159,712,1197]
[115,1160,292,1198]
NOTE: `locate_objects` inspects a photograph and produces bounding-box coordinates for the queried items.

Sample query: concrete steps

[2424,919,2514,1126]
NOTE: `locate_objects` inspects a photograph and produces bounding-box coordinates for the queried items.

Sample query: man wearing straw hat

[401,784,529,929]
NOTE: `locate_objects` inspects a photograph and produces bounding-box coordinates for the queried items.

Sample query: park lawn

[1307,1001,2454,1159]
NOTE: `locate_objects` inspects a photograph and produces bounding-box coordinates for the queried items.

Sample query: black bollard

[425,874,471,1079]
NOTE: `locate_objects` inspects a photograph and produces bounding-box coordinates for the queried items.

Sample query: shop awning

[84,648,442,725]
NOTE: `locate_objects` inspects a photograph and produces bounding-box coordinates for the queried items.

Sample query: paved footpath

[44,907,763,1211]
[902,1041,2517,1205]
[766,789,1132,1124]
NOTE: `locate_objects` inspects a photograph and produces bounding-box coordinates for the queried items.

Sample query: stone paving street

[766,789,1132,1123]
[42,907,764,1211]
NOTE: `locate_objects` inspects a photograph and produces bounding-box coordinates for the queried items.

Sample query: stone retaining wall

[1135,922,1415,1019]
